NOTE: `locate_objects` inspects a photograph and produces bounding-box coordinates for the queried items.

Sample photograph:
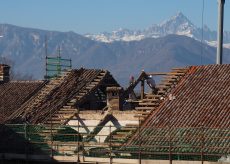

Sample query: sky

[0,0,229,34]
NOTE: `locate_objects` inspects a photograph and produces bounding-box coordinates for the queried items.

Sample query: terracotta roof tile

[143,64,230,128]
[127,64,230,155]
[0,81,45,123]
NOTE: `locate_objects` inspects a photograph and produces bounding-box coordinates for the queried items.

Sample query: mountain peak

[174,11,187,19]
[162,11,193,26]
[85,12,229,44]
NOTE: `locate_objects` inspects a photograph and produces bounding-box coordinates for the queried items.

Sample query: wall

[67,110,138,142]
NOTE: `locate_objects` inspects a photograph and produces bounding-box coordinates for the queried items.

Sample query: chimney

[106,87,123,111]
[0,64,10,83]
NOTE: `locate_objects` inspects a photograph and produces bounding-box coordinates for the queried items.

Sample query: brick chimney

[106,87,123,110]
[0,64,10,83]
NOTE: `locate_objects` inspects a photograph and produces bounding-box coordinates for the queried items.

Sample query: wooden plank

[134,115,147,119]
[57,110,76,114]
[53,114,73,118]
[145,94,161,98]
[86,86,93,90]
[141,99,159,102]
[93,79,101,82]
[162,75,178,79]
[97,75,104,78]
[66,102,75,106]
[125,124,138,127]
[135,107,154,110]
[116,132,130,135]
[99,72,106,76]
[62,106,72,109]
[112,135,126,139]
[161,79,177,83]
[91,82,98,85]
[156,85,170,89]
[158,82,172,86]
[139,102,159,106]
[135,111,151,114]
[168,72,186,75]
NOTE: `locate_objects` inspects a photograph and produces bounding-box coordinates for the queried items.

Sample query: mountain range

[85,12,230,48]
[0,12,230,86]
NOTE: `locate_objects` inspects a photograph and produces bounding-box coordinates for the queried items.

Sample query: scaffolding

[45,56,72,80]
[0,124,229,163]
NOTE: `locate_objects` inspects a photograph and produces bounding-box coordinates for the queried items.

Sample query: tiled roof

[144,64,230,128]
[127,64,230,155]
[0,81,45,123]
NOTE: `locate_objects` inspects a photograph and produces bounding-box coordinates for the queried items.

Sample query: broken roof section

[5,68,120,124]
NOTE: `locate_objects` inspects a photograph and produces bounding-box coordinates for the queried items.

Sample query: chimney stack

[0,64,10,83]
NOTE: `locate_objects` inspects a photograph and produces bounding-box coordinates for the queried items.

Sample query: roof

[127,64,230,155]
[144,64,230,128]
[0,81,46,123]
[7,68,120,124]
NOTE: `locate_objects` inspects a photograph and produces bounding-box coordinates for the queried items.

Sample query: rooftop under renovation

[0,63,229,164]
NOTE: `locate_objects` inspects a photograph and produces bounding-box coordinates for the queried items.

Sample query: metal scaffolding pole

[216,0,225,64]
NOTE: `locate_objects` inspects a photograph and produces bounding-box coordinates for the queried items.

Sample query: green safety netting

[0,124,229,162]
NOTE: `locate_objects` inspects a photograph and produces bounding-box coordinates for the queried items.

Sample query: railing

[0,124,229,163]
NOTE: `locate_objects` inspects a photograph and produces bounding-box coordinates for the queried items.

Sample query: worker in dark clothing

[129,75,135,99]
[129,75,135,85]
[146,75,157,94]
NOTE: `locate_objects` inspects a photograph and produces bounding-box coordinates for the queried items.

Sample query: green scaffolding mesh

[45,56,72,79]
[0,124,229,162]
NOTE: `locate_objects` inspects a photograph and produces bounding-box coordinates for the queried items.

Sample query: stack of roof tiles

[127,64,230,155]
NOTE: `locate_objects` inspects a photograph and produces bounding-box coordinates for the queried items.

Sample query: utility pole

[216,0,225,64]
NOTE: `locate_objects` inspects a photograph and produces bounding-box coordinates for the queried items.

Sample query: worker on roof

[146,75,157,94]
[129,75,135,99]
[129,75,135,85]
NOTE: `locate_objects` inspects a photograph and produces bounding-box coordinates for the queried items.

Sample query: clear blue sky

[0,0,229,34]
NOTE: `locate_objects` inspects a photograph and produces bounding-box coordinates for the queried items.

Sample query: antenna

[57,45,61,75]
[45,35,48,57]
[216,0,225,64]
[45,35,48,79]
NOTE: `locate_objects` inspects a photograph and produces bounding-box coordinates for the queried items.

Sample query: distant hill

[0,24,230,86]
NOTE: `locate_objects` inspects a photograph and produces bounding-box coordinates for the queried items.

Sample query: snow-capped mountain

[1,23,230,83]
[85,28,144,43]
[143,12,197,39]
[85,12,230,46]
